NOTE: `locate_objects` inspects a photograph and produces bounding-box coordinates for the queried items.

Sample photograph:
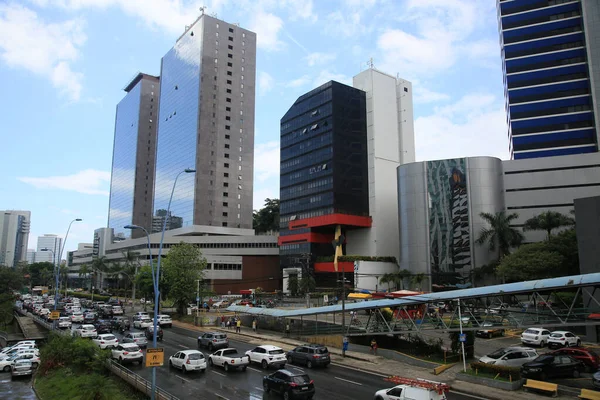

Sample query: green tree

[59,265,69,295]
[496,242,565,282]
[287,275,299,296]
[547,228,579,275]
[28,262,54,286]
[476,211,524,260]
[135,264,155,306]
[78,264,90,289]
[0,266,24,328]
[449,327,475,359]
[253,198,280,233]
[379,269,411,291]
[410,273,427,291]
[120,250,140,299]
[298,274,316,295]
[162,242,207,314]
[523,211,575,240]
[39,268,52,287]
[91,256,109,291]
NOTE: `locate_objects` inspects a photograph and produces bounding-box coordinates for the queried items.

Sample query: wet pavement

[0,374,36,400]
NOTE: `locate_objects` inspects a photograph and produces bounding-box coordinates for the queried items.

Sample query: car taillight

[289,383,298,387]
[309,380,314,385]
[313,355,319,359]
[213,339,217,342]
[231,360,235,364]
[123,351,129,355]
[101,341,105,344]
[186,360,190,364]
[561,338,566,341]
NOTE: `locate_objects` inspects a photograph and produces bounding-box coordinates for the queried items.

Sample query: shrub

[70,292,110,302]
[470,361,521,381]
[39,333,110,375]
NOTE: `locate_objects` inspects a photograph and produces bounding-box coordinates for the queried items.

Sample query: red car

[551,347,600,371]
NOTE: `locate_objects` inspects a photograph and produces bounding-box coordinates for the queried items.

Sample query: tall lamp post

[55,218,82,310]
[332,232,346,357]
[151,168,195,400]
[124,225,153,303]
[40,248,56,327]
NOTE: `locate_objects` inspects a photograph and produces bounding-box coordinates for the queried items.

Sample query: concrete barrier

[108,360,180,400]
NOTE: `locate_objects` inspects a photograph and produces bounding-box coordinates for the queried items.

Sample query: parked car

[246,345,287,369]
[0,343,37,357]
[169,350,207,373]
[521,327,551,347]
[92,334,119,349]
[57,317,72,329]
[134,318,153,330]
[198,332,229,351]
[551,347,600,372]
[111,343,143,365]
[475,322,505,339]
[145,325,163,341]
[11,359,33,379]
[212,300,230,309]
[548,331,581,349]
[479,347,538,367]
[521,353,584,380]
[157,314,173,328]
[122,332,148,349]
[262,369,315,400]
[75,324,97,338]
[0,354,40,372]
[0,349,39,361]
[286,344,330,369]
[207,348,249,372]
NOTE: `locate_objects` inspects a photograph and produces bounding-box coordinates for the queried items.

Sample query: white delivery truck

[374,377,450,400]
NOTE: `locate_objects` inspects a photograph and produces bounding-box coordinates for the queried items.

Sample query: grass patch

[35,368,147,400]
[461,368,514,382]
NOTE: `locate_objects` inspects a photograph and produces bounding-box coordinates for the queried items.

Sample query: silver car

[11,359,33,378]
[197,332,229,351]
[122,332,148,348]
[479,347,538,367]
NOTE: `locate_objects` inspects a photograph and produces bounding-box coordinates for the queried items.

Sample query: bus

[32,286,49,296]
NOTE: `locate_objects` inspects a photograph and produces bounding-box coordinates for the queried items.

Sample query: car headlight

[487,361,496,365]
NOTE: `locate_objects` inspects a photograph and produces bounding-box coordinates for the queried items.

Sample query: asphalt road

[74,323,489,400]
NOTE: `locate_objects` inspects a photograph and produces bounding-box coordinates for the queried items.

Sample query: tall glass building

[153,15,256,232]
[498,0,600,159]
[108,73,160,239]
[279,81,370,283]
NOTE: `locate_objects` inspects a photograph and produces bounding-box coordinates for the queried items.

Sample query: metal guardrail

[108,360,180,400]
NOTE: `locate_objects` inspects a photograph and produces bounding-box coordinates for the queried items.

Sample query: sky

[0,0,509,256]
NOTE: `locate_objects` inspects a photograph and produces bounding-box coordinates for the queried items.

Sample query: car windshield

[524,329,539,334]
[550,333,564,338]
[103,335,116,341]
[188,353,204,360]
[315,347,328,354]
[487,349,510,359]
[291,375,311,384]
[268,349,284,355]
[214,335,226,339]
[533,355,554,363]
[125,345,140,352]
[132,333,144,338]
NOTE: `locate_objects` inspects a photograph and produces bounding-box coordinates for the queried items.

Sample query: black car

[521,354,584,380]
[263,369,315,400]
[286,344,330,368]
[84,312,98,324]
[111,316,130,332]
[94,319,112,334]
[145,326,163,341]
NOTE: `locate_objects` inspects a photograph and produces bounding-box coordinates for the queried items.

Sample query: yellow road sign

[146,348,164,367]
[50,311,60,320]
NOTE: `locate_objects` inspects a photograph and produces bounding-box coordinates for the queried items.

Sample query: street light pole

[456,299,467,372]
[55,218,82,311]
[124,224,153,304]
[151,168,195,400]
[332,232,346,357]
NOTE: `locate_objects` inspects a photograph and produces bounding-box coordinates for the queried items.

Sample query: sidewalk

[172,320,573,400]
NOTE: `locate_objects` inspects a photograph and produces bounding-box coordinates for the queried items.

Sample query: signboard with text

[146,348,164,367]
[50,311,60,320]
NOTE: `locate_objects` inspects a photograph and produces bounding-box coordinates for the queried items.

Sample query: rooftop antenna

[367,57,374,69]
[199,6,206,15]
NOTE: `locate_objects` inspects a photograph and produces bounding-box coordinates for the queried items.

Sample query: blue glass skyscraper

[498,0,600,159]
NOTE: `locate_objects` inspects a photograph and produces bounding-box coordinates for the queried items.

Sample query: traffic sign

[146,348,164,367]
[459,333,467,343]
[50,311,60,320]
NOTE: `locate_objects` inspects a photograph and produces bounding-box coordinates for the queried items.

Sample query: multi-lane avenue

[95,324,487,400]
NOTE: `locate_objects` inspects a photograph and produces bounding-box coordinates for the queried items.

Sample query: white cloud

[248,10,284,51]
[286,75,311,88]
[18,169,111,195]
[253,186,278,211]
[313,70,351,88]
[0,4,86,100]
[415,93,510,162]
[305,52,336,67]
[254,141,280,182]
[258,71,274,96]
[414,87,451,104]
[324,10,364,38]
[282,0,316,22]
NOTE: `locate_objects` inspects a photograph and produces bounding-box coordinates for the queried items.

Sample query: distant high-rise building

[108,73,160,239]
[0,210,31,267]
[36,234,62,266]
[152,14,256,232]
[498,0,600,159]
[278,81,370,282]
[26,249,36,264]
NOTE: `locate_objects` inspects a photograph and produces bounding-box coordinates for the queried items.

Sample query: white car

[111,343,143,364]
[479,347,538,367]
[112,306,124,315]
[169,350,207,373]
[57,317,72,329]
[245,345,287,369]
[93,334,119,349]
[521,327,552,347]
[374,383,448,400]
[157,315,172,328]
[134,318,153,329]
[548,331,581,349]
[0,353,41,372]
[75,324,98,338]
[0,349,39,361]
[1,344,37,357]
[71,312,84,323]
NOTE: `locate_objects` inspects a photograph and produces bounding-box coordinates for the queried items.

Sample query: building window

[225,153,230,158]
[227,62,232,67]
[227,80,232,85]
[237,213,241,219]
[228,45,233,50]
[222,222,228,227]
[241,83,244,89]
[223,192,229,197]
[226,97,231,102]
[224,163,229,168]
[224,182,229,187]
[242,41,245,46]
[242,57,245,62]
[216,32,219,37]
[223,212,228,217]
[237,204,241,209]
[241,75,244,80]
[404,87,409,93]
[227,89,232,94]
[226,106,231,111]
[225,125,231,130]
[216,40,219,46]
[223,202,228,207]
[228,53,233,58]
[225,144,230,149]
[238,184,242,190]
[228,36,233,41]
[227,71,232,76]
[226,116,231,120]
[242,32,245,38]
[224,172,229,178]
[238,175,242,180]
[229,27,233,33]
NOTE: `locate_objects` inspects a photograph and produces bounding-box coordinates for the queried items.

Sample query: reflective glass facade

[153,19,203,231]
[498,0,599,159]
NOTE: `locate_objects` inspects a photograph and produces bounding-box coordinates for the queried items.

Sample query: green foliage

[449,324,475,358]
[316,255,398,263]
[523,211,574,239]
[253,198,280,233]
[28,262,55,286]
[476,211,524,260]
[470,361,521,381]
[287,275,299,296]
[497,242,567,282]
[162,242,207,314]
[135,264,155,301]
[379,270,411,291]
[298,274,316,295]
[39,333,110,375]
[0,266,24,328]
[70,292,110,302]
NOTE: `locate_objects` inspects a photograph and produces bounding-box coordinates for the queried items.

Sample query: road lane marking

[248,367,262,373]
[212,370,226,377]
[334,377,362,386]
[254,387,264,391]
[449,391,489,400]
[292,367,304,372]
[178,376,191,383]
[214,394,230,400]
[177,344,187,348]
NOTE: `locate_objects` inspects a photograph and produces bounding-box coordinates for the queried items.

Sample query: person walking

[236,318,241,333]
[370,338,378,355]
[252,318,257,333]
[221,315,225,328]
[285,321,290,337]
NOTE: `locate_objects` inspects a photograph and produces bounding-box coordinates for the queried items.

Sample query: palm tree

[410,273,427,291]
[91,256,110,292]
[523,211,575,240]
[379,269,411,291]
[40,268,51,287]
[78,264,90,290]
[120,250,140,299]
[476,211,524,261]
[59,265,69,296]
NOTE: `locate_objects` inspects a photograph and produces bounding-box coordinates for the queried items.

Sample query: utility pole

[332,226,346,358]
